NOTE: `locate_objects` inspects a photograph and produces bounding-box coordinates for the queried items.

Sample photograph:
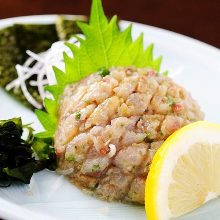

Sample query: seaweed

[0,118,56,186]
[56,15,87,40]
[0,16,86,110]
[0,26,23,87]
[0,24,59,109]
[15,23,58,59]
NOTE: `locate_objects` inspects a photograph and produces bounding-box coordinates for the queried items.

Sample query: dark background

[0,0,220,47]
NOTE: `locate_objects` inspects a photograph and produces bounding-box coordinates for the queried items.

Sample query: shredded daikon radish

[6,36,81,109]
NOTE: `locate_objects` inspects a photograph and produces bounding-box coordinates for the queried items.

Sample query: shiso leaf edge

[35,0,163,138]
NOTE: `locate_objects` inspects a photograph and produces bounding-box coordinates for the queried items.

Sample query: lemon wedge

[145,121,220,220]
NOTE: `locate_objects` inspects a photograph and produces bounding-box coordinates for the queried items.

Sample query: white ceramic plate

[0,15,220,220]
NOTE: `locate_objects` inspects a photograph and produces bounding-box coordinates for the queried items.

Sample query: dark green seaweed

[0,16,87,110]
[0,118,56,186]
[0,26,23,87]
[56,16,87,40]
[14,23,58,60]
[0,24,59,109]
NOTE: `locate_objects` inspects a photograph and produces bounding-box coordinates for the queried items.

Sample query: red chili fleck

[171,121,180,132]
[172,103,184,112]
[100,147,109,155]
[125,67,133,75]
[140,75,145,80]
[147,70,156,77]
[102,78,110,83]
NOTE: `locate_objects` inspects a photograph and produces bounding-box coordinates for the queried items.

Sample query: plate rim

[0,14,219,54]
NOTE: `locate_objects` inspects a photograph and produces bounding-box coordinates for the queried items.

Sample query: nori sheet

[0,24,58,109]
[56,16,87,40]
[0,26,23,87]
[0,16,86,110]
[15,23,59,62]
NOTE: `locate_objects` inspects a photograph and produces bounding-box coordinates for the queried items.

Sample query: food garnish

[98,67,110,77]
[145,121,220,219]
[0,24,59,109]
[36,0,162,139]
[75,111,81,120]
[6,40,74,109]
[0,16,86,109]
[0,23,58,88]
[0,118,56,186]
[56,15,87,40]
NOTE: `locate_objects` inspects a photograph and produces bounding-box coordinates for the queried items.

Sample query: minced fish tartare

[54,67,204,204]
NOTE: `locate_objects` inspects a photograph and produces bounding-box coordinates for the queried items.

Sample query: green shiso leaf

[35,109,56,132]
[44,98,57,117]
[36,0,163,138]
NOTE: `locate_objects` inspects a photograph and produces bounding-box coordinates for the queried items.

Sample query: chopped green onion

[163,71,169,77]
[66,155,75,161]
[167,97,176,106]
[92,164,100,172]
[75,111,81,120]
[98,67,110,77]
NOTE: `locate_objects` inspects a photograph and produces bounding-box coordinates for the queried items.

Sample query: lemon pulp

[145,121,220,220]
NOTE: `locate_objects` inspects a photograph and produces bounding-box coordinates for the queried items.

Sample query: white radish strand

[5,36,81,109]
[16,64,43,109]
